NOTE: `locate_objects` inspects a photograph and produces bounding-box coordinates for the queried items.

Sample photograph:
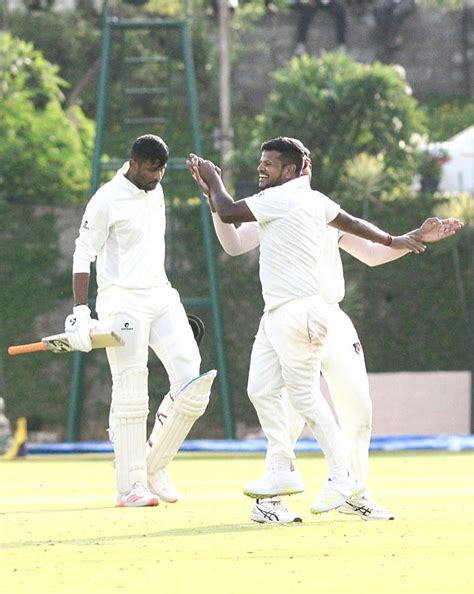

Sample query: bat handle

[7,342,48,356]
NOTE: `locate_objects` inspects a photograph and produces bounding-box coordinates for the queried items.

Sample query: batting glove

[65,305,93,352]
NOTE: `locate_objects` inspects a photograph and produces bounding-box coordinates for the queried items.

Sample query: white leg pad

[147,369,217,474]
[110,367,149,494]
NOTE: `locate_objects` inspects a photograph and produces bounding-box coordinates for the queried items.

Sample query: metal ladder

[66,0,234,440]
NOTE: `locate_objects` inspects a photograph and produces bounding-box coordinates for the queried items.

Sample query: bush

[233,53,426,200]
[421,97,474,142]
[0,33,94,204]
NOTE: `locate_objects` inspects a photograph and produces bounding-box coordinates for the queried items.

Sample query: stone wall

[232,8,473,113]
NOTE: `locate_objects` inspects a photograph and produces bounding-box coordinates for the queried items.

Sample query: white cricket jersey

[73,163,169,292]
[245,176,340,311]
[319,226,346,305]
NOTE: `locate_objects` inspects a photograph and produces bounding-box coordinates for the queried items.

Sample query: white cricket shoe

[338,494,395,521]
[243,467,304,499]
[310,472,363,514]
[116,482,159,508]
[251,498,303,524]
[148,467,179,503]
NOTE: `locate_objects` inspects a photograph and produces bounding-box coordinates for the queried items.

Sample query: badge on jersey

[353,342,363,355]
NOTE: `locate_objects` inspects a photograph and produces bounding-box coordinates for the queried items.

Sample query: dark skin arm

[330,211,426,252]
[73,272,90,306]
[192,156,256,224]
[193,154,426,252]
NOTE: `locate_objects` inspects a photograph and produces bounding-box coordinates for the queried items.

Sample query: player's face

[257,151,296,190]
[128,158,166,192]
[257,150,293,189]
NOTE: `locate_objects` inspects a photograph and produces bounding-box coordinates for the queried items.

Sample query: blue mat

[25,434,474,455]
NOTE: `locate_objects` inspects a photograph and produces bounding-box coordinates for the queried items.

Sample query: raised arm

[186,154,260,255]
[211,214,260,256]
[189,154,256,224]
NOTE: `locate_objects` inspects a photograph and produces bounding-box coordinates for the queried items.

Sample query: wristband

[384,234,393,246]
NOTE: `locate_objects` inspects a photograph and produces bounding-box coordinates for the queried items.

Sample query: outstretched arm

[339,217,464,266]
[330,209,426,253]
[410,217,464,243]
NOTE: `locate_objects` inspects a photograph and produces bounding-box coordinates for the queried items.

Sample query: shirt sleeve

[72,193,110,274]
[244,187,288,223]
[339,233,409,267]
[211,214,260,256]
[320,193,341,224]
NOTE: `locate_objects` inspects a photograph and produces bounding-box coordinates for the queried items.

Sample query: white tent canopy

[439,126,474,194]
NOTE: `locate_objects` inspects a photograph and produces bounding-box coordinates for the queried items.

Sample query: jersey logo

[81,220,90,231]
[352,342,362,355]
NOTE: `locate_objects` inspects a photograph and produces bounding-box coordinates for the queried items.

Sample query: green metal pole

[181,22,235,438]
[66,1,112,442]
[91,0,113,194]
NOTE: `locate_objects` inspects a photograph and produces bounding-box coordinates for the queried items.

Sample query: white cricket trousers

[283,304,372,485]
[96,285,201,390]
[96,284,201,493]
[247,295,350,475]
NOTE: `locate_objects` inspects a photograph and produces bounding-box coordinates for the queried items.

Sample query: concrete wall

[232,8,473,112]
[319,371,471,436]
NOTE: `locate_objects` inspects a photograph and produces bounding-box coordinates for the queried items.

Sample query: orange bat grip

[8,342,48,356]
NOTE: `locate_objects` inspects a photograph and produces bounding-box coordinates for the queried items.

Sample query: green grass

[1,451,473,594]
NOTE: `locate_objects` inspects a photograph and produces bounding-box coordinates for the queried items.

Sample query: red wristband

[384,234,393,246]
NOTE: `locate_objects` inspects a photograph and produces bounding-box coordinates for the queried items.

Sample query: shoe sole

[310,486,364,514]
[250,513,303,524]
[116,498,160,508]
[157,496,178,504]
[147,482,179,504]
[243,487,304,499]
[338,507,395,521]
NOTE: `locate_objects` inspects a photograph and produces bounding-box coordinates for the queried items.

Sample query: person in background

[293,0,348,55]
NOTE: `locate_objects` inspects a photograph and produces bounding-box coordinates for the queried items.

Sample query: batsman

[65,134,216,508]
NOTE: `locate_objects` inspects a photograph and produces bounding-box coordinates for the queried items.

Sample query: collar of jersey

[116,161,150,196]
[263,176,310,194]
[283,176,311,189]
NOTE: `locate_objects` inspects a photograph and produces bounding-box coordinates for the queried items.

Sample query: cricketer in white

[187,136,460,519]
[208,216,462,523]
[65,134,216,507]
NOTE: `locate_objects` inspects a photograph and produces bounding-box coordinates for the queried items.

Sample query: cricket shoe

[148,467,179,503]
[338,494,395,521]
[243,467,304,499]
[310,472,363,514]
[116,482,160,508]
[251,498,303,524]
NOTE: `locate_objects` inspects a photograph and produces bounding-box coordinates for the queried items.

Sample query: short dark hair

[261,136,309,175]
[130,134,169,166]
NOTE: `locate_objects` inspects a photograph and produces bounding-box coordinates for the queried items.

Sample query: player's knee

[112,366,149,414]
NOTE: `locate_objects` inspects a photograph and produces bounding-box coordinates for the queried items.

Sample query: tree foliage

[0,33,94,204]
[234,53,426,200]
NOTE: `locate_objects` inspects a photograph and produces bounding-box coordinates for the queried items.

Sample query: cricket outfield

[0,451,473,594]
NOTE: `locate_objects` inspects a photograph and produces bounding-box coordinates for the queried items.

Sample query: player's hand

[412,217,464,243]
[301,156,312,180]
[390,234,426,253]
[193,155,221,185]
[64,305,93,352]
[187,155,211,196]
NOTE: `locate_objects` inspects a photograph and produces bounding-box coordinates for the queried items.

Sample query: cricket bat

[7,327,125,356]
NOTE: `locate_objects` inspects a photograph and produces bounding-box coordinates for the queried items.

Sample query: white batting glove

[64,305,93,352]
